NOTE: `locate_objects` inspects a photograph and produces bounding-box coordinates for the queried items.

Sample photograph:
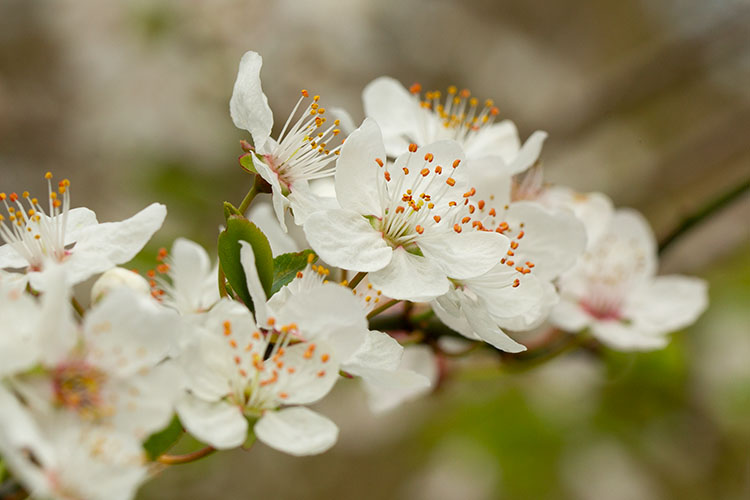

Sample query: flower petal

[303,209,392,272]
[625,275,708,335]
[176,394,247,450]
[418,230,509,280]
[239,240,270,324]
[368,247,449,301]
[463,119,520,160]
[506,130,548,175]
[255,407,338,456]
[72,202,167,277]
[229,51,273,149]
[248,199,303,255]
[361,345,437,413]
[550,296,593,333]
[591,320,669,351]
[362,77,420,154]
[335,117,385,216]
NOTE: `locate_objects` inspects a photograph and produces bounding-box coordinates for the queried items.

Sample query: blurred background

[1,0,749,498]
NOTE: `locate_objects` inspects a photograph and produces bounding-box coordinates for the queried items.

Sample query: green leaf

[218,215,274,311]
[271,250,317,296]
[223,201,242,221]
[239,153,257,174]
[143,415,183,460]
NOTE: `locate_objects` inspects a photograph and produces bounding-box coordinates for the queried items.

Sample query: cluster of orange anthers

[0,173,69,236]
[297,89,342,157]
[409,83,500,132]
[146,247,170,299]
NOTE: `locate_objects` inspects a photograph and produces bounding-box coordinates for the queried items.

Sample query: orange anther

[409,83,422,94]
[424,153,434,162]
[415,225,424,234]
[301,89,309,97]
[420,168,430,176]
[452,159,461,168]
[446,178,456,186]
[454,224,462,233]
[408,143,418,153]
[435,165,443,174]
[375,158,384,167]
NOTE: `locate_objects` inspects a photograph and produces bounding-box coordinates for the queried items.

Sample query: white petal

[72,203,167,276]
[0,243,29,269]
[288,184,339,226]
[625,275,708,335]
[463,119,520,161]
[541,187,614,247]
[176,394,247,449]
[335,117,385,216]
[255,407,338,456]
[275,283,367,340]
[229,51,273,149]
[418,230,509,280]
[248,200,302,255]
[496,280,558,332]
[170,238,218,312]
[362,345,437,413]
[550,296,593,333]
[111,362,184,439]
[503,201,587,280]
[368,247,449,301]
[83,288,180,377]
[464,156,514,208]
[274,341,340,405]
[346,330,403,371]
[61,207,100,243]
[611,208,658,279]
[0,285,43,376]
[239,240,269,324]
[506,130,548,175]
[591,320,669,351]
[362,77,420,155]
[303,209,392,272]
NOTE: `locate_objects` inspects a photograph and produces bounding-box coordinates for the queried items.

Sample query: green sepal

[217,215,274,311]
[143,415,183,461]
[239,153,258,174]
[270,250,317,296]
[223,201,242,221]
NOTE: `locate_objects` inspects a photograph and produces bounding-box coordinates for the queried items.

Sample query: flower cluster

[0,50,708,499]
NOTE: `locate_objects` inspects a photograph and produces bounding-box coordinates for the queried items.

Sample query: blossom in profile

[147,238,220,315]
[551,208,708,350]
[230,51,342,228]
[304,118,509,301]
[0,173,166,290]
[362,77,546,177]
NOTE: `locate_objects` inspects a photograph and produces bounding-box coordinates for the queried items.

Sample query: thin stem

[348,271,367,289]
[659,179,749,254]
[238,180,259,215]
[71,297,85,317]
[157,446,215,465]
[367,298,400,319]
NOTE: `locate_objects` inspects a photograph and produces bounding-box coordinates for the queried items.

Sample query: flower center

[263,90,343,189]
[220,317,331,413]
[0,173,72,270]
[409,83,500,146]
[53,361,107,418]
[375,144,475,249]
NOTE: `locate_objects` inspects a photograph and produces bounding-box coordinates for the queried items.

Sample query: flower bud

[91,267,151,303]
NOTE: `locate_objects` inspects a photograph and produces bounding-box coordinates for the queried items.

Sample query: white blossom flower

[6,274,183,440]
[176,298,341,455]
[304,118,510,301]
[0,386,147,500]
[230,51,342,228]
[363,77,546,176]
[147,238,219,315]
[264,257,431,412]
[550,209,708,350]
[0,173,166,290]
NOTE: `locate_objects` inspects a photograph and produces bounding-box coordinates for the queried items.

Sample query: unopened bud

[91,267,151,303]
